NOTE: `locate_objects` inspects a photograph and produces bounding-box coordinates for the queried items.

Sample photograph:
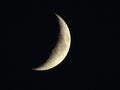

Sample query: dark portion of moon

[30,13,60,68]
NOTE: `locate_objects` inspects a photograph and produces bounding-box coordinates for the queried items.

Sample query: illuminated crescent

[32,14,71,71]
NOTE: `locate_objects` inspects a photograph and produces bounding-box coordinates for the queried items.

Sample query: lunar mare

[32,14,71,71]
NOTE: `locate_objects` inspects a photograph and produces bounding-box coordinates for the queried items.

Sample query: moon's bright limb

[32,14,71,71]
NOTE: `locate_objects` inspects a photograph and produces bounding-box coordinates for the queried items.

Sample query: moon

[32,14,71,71]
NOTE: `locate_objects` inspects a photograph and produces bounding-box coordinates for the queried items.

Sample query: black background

[6,0,120,90]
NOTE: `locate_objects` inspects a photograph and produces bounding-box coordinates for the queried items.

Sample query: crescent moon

[32,14,71,71]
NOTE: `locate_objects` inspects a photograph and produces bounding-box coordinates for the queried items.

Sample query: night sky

[7,1,120,90]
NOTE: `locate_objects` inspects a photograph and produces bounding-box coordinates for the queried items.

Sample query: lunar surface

[32,14,71,71]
